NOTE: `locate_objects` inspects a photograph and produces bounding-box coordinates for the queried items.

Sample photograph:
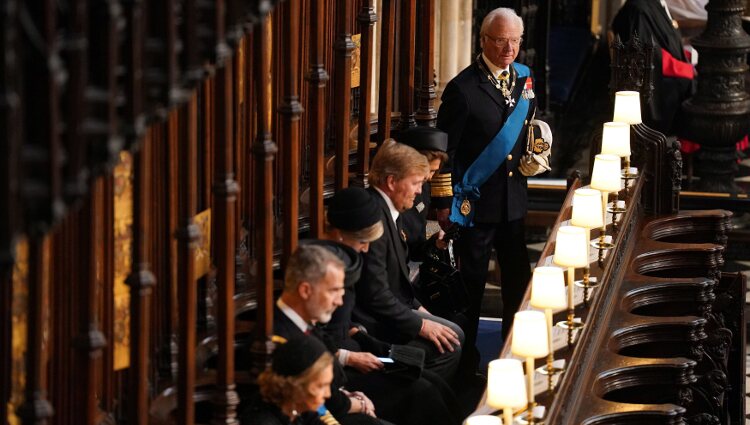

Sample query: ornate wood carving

[681,0,750,193]
[250,14,277,378]
[16,237,53,425]
[73,180,108,425]
[125,138,156,425]
[377,0,396,143]
[175,96,199,425]
[397,0,417,131]
[333,0,355,190]
[122,0,146,146]
[279,0,303,266]
[20,0,66,236]
[305,0,329,237]
[610,34,655,104]
[498,133,743,424]
[353,0,377,187]
[0,1,21,421]
[415,0,437,127]
[87,0,124,169]
[60,0,89,201]
[211,58,240,424]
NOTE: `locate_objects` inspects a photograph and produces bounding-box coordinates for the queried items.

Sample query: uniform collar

[482,52,511,79]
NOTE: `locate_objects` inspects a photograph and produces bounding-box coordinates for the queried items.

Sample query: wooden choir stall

[487,106,747,425]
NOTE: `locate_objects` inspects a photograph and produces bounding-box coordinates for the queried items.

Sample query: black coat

[611,0,693,135]
[352,189,423,344]
[437,60,537,224]
[240,395,324,425]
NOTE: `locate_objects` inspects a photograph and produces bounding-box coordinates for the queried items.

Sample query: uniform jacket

[352,188,423,344]
[437,59,537,223]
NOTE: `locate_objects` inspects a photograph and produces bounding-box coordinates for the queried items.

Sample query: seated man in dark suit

[353,139,464,382]
[273,244,379,425]
[276,243,463,425]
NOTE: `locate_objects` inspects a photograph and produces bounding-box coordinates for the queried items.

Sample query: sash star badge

[460,199,471,216]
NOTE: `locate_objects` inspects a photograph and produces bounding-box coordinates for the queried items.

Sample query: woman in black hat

[242,336,334,425]
[318,187,465,425]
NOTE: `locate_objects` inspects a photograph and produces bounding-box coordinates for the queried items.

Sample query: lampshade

[590,154,622,193]
[487,358,528,409]
[529,267,567,310]
[571,188,604,229]
[601,122,631,157]
[465,415,502,425]
[613,91,642,125]
[553,226,588,268]
[511,310,549,358]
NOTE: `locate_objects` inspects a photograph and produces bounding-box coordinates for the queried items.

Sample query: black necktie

[499,70,509,80]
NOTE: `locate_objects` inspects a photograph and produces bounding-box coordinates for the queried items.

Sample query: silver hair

[480,8,524,36]
[284,244,344,291]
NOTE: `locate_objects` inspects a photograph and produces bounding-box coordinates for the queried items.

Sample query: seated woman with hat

[241,336,334,425]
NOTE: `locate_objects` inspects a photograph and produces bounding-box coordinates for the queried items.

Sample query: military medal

[460,199,471,216]
[416,201,425,213]
[522,78,535,100]
[477,55,516,105]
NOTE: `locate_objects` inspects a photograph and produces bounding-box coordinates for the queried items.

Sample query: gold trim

[9,238,29,425]
[431,186,453,197]
[194,209,212,278]
[351,34,361,88]
[681,190,749,199]
[113,151,133,371]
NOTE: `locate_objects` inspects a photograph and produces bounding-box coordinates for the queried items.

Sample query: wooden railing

[0,1,445,424]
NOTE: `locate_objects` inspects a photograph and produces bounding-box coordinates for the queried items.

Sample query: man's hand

[419,318,460,354]
[347,351,385,374]
[436,208,451,231]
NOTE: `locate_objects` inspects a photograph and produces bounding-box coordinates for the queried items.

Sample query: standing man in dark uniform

[435,7,538,361]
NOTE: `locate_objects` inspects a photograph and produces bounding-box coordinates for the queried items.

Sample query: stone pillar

[437,0,472,100]
[681,0,750,193]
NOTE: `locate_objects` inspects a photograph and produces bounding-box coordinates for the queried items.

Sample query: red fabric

[662,48,694,79]
[679,135,750,157]
[679,138,701,154]
[738,135,749,151]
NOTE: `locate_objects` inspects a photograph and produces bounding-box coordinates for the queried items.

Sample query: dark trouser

[455,219,532,366]
[407,310,464,382]
[346,368,463,425]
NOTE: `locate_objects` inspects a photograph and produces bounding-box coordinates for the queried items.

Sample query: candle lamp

[600,121,631,218]
[466,415,502,425]
[570,188,604,305]
[553,226,588,346]
[511,310,549,424]
[612,91,641,185]
[488,358,528,425]
[529,267,567,391]
[590,154,621,265]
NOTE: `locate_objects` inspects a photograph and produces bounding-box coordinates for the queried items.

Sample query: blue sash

[450,63,531,227]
